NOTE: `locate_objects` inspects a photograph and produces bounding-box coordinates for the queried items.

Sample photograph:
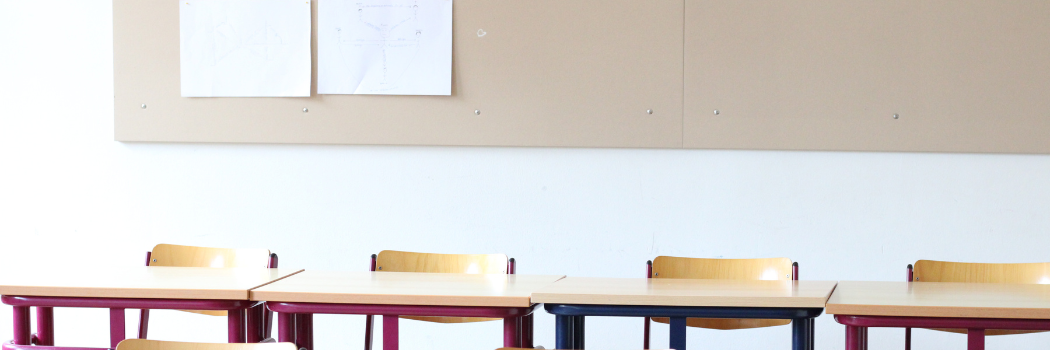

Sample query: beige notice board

[116,0,1050,153]
[114,0,684,148]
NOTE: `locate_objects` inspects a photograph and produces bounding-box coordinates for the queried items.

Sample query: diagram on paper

[180,0,311,97]
[318,0,453,95]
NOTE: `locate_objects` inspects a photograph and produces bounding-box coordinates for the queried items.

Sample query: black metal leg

[792,318,814,350]
[556,315,574,349]
[669,317,687,350]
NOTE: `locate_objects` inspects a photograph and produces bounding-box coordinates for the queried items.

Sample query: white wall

[2,1,1050,349]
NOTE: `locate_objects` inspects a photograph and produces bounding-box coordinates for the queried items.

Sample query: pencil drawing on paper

[179,0,312,97]
[317,0,453,95]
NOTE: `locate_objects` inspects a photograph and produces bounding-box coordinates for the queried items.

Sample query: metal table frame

[835,314,1050,350]
[545,304,823,350]
[267,302,538,350]
[2,295,263,350]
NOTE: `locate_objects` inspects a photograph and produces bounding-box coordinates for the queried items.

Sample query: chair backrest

[375,250,509,274]
[116,339,295,350]
[148,244,272,268]
[913,260,1050,283]
[651,256,794,280]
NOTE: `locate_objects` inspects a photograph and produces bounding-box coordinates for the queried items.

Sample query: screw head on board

[893,113,900,119]
[474,109,481,115]
[713,110,720,115]
[647,109,653,115]
[303,108,309,113]
[140,104,147,109]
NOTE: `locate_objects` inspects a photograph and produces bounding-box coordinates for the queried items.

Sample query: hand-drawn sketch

[318,0,453,95]
[180,0,311,97]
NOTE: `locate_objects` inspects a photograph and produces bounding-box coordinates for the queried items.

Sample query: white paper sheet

[317,0,453,95]
[180,0,312,97]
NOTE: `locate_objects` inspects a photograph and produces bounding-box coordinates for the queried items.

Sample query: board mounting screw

[893,113,899,119]
[140,104,147,109]
[647,109,653,115]
[713,110,720,115]
[475,109,481,115]
[303,108,309,113]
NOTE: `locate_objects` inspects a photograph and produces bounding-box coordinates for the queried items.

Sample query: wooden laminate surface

[0,267,303,300]
[827,281,1050,319]
[530,277,837,308]
[250,271,565,307]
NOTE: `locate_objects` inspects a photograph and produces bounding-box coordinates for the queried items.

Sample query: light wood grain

[914,260,1050,284]
[250,271,564,307]
[650,257,795,329]
[116,339,296,350]
[531,277,836,308]
[113,0,683,148]
[827,281,1050,319]
[377,250,508,323]
[912,260,1050,335]
[150,244,271,269]
[150,244,273,315]
[0,267,303,300]
[376,251,508,274]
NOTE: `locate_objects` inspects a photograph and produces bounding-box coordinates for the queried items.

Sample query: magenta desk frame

[267,302,539,350]
[2,295,259,350]
[835,314,1050,350]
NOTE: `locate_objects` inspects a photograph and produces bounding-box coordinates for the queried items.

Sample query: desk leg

[277,313,295,344]
[521,314,534,348]
[110,308,126,349]
[246,306,260,343]
[34,307,54,346]
[382,316,399,350]
[13,306,31,346]
[792,318,814,350]
[295,314,313,350]
[555,315,574,349]
[967,329,985,350]
[845,325,866,350]
[668,317,686,350]
[503,316,521,348]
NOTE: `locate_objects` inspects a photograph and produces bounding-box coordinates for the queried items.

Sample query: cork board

[684,0,1050,153]
[114,0,685,147]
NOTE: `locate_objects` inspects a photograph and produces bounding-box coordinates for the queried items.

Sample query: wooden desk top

[0,267,303,300]
[827,281,1050,319]
[530,277,837,308]
[250,271,566,307]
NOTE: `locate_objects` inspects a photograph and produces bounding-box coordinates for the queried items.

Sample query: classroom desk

[827,281,1050,350]
[532,277,837,350]
[0,267,303,350]
[250,271,565,350]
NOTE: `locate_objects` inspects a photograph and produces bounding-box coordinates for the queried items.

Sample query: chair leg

[137,309,150,339]
[364,315,375,350]
[967,329,985,350]
[904,327,911,350]
[34,307,54,346]
[643,317,651,350]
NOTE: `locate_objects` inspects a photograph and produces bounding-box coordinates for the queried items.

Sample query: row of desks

[3,268,1050,350]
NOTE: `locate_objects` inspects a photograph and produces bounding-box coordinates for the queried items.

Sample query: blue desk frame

[545,304,823,350]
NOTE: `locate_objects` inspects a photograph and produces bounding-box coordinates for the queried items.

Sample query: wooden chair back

[650,256,795,330]
[375,250,509,323]
[148,244,272,316]
[913,260,1050,284]
[116,339,295,350]
[912,260,1050,336]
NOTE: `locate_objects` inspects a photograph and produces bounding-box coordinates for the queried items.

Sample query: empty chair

[643,256,798,349]
[903,260,1050,349]
[139,244,278,342]
[364,250,518,350]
